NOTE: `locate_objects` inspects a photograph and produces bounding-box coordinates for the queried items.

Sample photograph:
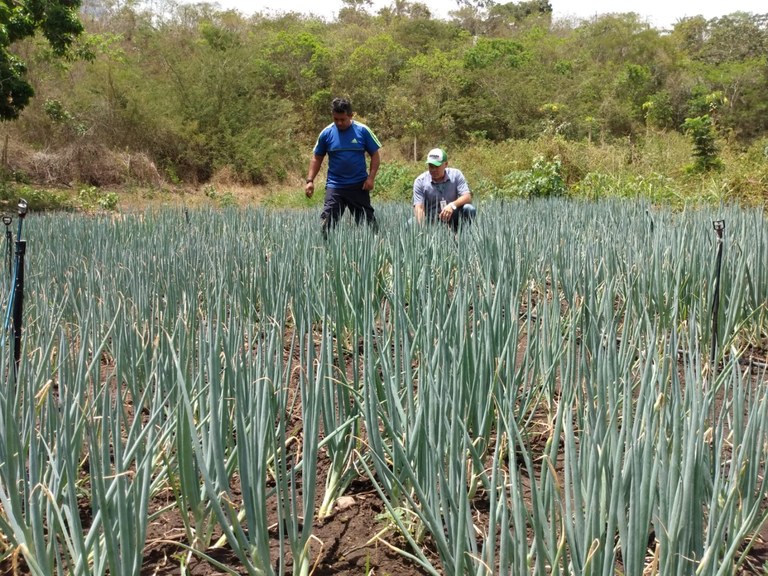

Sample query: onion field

[0,199,767,575]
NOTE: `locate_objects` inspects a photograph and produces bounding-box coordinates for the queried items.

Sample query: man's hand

[362,175,375,191]
[439,203,455,222]
[305,181,315,198]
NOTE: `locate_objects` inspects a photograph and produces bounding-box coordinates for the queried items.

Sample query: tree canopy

[0,0,83,119]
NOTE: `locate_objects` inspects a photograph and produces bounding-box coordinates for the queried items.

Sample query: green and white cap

[426,148,447,166]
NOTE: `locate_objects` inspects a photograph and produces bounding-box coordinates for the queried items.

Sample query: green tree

[682,115,723,172]
[463,37,527,69]
[333,33,408,122]
[698,13,768,64]
[456,35,540,139]
[487,0,552,26]
[0,0,83,119]
[565,14,671,138]
[338,0,374,24]
[377,0,432,20]
[389,17,464,53]
[642,90,676,130]
[383,49,463,150]
[615,63,657,122]
[455,0,497,9]
[673,13,768,141]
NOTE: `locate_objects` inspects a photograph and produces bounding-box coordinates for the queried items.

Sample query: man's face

[428,162,446,181]
[332,112,353,131]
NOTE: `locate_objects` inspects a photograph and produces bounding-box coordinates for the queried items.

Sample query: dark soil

[139,472,435,575]
[0,461,434,576]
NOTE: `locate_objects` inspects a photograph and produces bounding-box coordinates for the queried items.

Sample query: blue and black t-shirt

[313,121,381,188]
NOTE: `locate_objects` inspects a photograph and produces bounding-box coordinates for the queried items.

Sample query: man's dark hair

[331,97,353,115]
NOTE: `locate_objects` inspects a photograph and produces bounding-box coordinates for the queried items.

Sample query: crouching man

[412,148,476,230]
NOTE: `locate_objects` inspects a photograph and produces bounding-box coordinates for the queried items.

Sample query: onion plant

[1,200,766,576]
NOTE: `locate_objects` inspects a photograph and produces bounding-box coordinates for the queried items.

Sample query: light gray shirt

[412,167,470,217]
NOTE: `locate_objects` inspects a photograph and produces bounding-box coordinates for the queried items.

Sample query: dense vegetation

[1,0,767,205]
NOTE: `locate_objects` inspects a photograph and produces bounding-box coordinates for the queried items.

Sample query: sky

[187,0,766,29]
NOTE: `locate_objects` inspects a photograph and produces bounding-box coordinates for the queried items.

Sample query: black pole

[2,215,12,277]
[12,239,25,375]
[9,199,27,381]
[710,220,725,369]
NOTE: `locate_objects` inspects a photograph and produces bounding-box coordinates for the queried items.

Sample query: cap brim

[426,160,443,166]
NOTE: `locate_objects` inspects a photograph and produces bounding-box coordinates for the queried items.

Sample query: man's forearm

[306,155,323,181]
[414,204,425,224]
[368,151,380,179]
[452,193,472,209]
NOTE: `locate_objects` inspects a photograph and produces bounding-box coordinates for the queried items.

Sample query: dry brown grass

[0,136,301,212]
[4,139,162,187]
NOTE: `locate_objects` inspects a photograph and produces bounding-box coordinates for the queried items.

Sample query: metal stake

[710,219,725,371]
[2,215,12,277]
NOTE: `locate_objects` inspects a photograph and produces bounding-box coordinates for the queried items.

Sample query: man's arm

[413,177,425,224]
[414,203,425,224]
[363,149,380,191]
[444,171,472,217]
[441,191,472,221]
[305,154,324,198]
[450,191,472,209]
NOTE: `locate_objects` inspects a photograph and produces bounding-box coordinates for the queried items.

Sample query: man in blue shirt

[413,148,476,230]
[305,98,381,237]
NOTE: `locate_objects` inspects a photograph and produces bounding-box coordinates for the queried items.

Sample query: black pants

[321,184,377,234]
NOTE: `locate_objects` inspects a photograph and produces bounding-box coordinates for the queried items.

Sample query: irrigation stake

[709,219,725,375]
[3,201,26,326]
[2,199,28,382]
[2,215,12,276]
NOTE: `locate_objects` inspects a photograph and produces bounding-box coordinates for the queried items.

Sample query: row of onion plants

[0,199,765,575]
